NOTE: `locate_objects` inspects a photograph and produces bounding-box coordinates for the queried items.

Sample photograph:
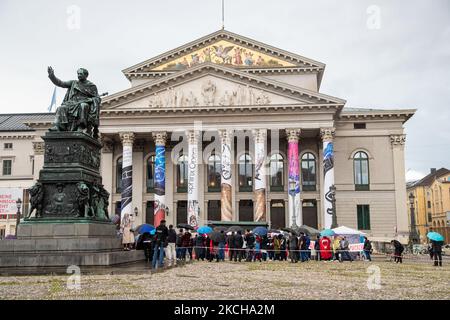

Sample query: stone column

[286,129,301,227]
[391,134,409,243]
[252,129,267,222]
[186,130,200,227]
[100,135,114,216]
[133,140,144,226]
[119,132,135,218]
[218,129,233,221]
[152,132,168,227]
[320,128,335,229]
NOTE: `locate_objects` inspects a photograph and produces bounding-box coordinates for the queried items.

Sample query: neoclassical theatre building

[0,30,415,244]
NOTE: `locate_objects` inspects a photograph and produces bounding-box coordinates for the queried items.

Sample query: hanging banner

[288,141,300,226]
[121,145,133,216]
[187,141,199,227]
[220,141,233,221]
[0,188,23,215]
[323,141,334,229]
[154,145,166,227]
[254,136,266,221]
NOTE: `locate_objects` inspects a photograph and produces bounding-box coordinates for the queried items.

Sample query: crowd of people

[117,216,444,269]
[124,221,386,269]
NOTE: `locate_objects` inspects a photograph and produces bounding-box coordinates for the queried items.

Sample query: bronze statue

[47,66,106,138]
[27,182,44,219]
[76,182,90,218]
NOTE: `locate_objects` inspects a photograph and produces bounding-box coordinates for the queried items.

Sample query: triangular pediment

[122,30,325,77]
[103,63,345,111]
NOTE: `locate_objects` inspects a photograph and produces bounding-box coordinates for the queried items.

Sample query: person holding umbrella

[428,232,444,267]
[234,230,244,262]
[391,239,404,264]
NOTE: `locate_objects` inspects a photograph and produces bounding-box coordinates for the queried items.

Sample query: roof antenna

[221,0,225,30]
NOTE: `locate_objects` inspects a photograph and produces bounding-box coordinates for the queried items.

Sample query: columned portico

[152,131,168,227]
[218,129,233,221]
[286,129,301,227]
[320,127,335,229]
[186,130,200,227]
[119,132,135,218]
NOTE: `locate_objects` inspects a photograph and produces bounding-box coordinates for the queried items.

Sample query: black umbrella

[228,226,244,233]
[177,223,195,230]
[296,225,320,236]
[282,227,298,235]
[209,231,222,243]
[214,226,228,232]
[268,229,281,233]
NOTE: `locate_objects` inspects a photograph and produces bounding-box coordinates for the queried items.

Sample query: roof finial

[221,0,225,30]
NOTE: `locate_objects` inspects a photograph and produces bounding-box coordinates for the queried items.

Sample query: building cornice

[0,133,35,140]
[338,109,416,124]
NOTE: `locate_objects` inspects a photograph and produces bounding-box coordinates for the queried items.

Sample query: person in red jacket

[319,236,332,260]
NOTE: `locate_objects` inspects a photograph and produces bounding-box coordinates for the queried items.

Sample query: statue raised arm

[47,66,105,138]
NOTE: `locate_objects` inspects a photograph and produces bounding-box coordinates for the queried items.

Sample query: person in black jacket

[140,232,154,263]
[431,240,443,267]
[165,225,177,267]
[195,234,205,261]
[227,232,236,261]
[234,231,244,262]
[391,239,404,263]
[152,220,169,269]
[245,230,255,262]
[363,236,372,261]
[288,233,299,263]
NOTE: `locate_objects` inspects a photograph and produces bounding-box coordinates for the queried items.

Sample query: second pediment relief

[148,79,273,108]
[152,40,296,72]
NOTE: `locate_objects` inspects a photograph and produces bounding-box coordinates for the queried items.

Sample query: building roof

[409,168,450,188]
[0,113,54,132]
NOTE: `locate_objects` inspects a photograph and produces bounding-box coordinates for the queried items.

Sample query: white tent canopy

[332,226,366,235]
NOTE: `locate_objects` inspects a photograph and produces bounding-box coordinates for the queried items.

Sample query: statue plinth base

[0,221,143,268]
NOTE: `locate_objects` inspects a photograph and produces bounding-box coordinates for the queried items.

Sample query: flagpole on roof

[221,0,225,30]
[48,87,57,112]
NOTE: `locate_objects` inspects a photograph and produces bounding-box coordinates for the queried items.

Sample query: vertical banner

[323,140,334,229]
[254,129,266,222]
[220,140,233,221]
[121,144,133,217]
[288,140,300,227]
[187,131,199,227]
[154,145,166,227]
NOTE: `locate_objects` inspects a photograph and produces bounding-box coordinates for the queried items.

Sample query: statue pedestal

[0,132,144,269]
[0,221,143,268]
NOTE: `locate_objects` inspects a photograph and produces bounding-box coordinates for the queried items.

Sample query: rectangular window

[427,201,431,209]
[4,143,13,150]
[2,160,12,175]
[428,213,432,223]
[354,123,366,129]
[357,204,371,230]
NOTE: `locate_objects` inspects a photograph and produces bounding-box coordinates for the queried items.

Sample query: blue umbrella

[197,225,213,234]
[320,229,335,237]
[253,226,268,236]
[136,224,156,235]
[427,231,444,242]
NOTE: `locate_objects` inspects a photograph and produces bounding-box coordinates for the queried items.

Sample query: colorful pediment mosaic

[153,40,296,71]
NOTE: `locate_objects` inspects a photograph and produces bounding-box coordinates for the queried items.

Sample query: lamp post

[15,198,22,237]
[408,192,419,251]
[289,180,297,228]
[330,185,338,229]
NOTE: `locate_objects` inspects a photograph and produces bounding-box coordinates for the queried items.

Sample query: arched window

[269,153,284,191]
[354,151,370,191]
[301,152,316,191]
[207,154,221,192]
[177,154,188,193]
[116,157,123,193]
[238,153,253,192]
[146,155,155,193]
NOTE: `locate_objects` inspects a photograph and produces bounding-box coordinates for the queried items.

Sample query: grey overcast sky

[0,0,449,179]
